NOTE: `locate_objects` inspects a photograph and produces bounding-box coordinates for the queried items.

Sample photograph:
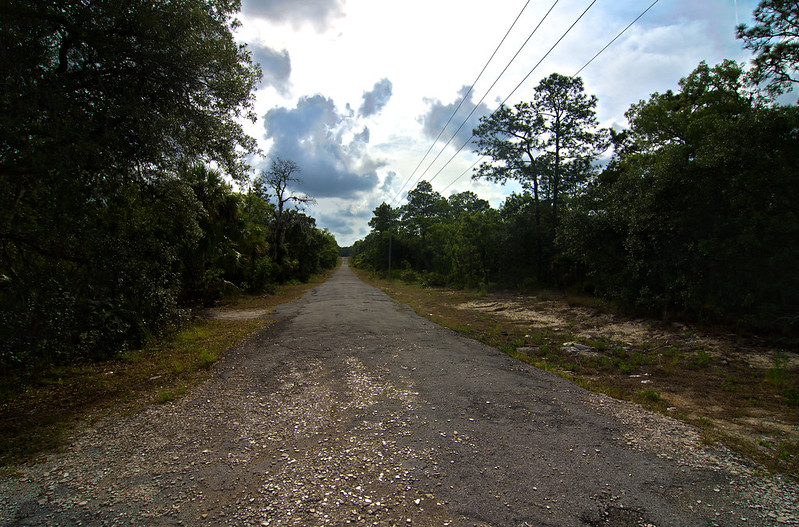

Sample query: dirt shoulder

[1,262,797,526]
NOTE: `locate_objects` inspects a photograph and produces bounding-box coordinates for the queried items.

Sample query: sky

[234,0,771,247]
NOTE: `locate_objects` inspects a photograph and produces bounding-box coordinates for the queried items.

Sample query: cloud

[263,94,382,198]
[316,201,372,238]
[380,170,397,194]
[240,0,344,31]
[358,78,393,118]
[419,85,492,149]
[251,44,291,95]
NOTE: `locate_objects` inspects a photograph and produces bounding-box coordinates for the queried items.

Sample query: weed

[782,387,799,407]
[700,430,718,445]
[499,344,516,356]
[156,385,187,404]
[198,348,218,369]
[765,354,788,388]
[688,350,712,369]
[638,389,661,403]
[663,346,683,365]
[172,359,185,374]
[777,441,798,462]
[720,375,739,392]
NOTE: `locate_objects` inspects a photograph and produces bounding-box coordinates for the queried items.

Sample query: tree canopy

[353,61,799,334]
[0,2,342,368]
[737,0,799,96]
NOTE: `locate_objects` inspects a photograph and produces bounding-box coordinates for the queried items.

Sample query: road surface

[1,260,795,526]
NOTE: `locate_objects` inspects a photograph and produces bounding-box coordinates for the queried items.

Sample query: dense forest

[0,1,338,367]
[352,1,799,335]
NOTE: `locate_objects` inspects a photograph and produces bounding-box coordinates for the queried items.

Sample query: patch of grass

[765,354,789,388]
[721,375,739,392]
[198,348,219,370]
[777,441,798,462]
[156,385,187,404]
[663,346,683,365]
[638,388,661,403]
[782,387,799,407]
[687,350,713,369]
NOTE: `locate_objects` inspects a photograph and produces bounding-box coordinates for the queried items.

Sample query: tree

[368,202,399,233]
[737,0,799,96]
[0,0,261,365]
[473,74,606,279]
[447,191,490,220]
[562,60,799,330]
[400,181,449,238]
[368,202,400,277]
[254,158,315,270]
[473,103,543,231]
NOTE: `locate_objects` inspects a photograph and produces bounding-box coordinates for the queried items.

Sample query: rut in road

[1,260,796,526]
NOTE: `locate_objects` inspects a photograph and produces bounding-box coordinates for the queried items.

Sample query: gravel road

[1,260,797,526]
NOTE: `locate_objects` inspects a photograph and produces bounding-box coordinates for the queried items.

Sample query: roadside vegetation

[0,0,341,466]
[351,1,799,337]
[1,2,339,369]
[354,269,799,481]
[351,59,799,337]
[0,272,333,467]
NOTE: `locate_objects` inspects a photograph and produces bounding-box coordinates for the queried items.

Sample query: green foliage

[737,0,799,96]
[638,389,662,403]
[765,354,790,387]
[0,0,260,366]
[156,385,188,404]
[688,350,713,369]
[560,60,799,332]
[782,387,799,407]
[0,1,340,368]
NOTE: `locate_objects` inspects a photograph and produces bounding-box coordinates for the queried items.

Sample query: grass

[353,267,799,482]
[156,385,187,404]
[0,269,334,468]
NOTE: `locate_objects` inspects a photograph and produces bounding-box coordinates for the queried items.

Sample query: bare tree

[255,158,315,265]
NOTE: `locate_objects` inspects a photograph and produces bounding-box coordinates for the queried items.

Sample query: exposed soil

[203,307,272,321]
[1,262,797,526]
[451,295,799,472]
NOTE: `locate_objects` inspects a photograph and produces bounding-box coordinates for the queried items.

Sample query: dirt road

[1,261,796,526]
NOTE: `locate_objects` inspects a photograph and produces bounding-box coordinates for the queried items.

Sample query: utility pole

[387,223,393,280]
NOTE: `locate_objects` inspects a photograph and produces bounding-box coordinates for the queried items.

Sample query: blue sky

[235,0,772,246]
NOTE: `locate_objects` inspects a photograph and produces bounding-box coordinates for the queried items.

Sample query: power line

[574,0,660,76]
[441,156,484,193]
[389,0,533,206]
[392,0,561,206]
[427,0,598,190]
[409,0,560,193]
[500,0,597,106]
[431,0,660,194]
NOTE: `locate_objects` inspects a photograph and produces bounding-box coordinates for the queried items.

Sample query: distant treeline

[352,59,799,335]
[0,1,338,367]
